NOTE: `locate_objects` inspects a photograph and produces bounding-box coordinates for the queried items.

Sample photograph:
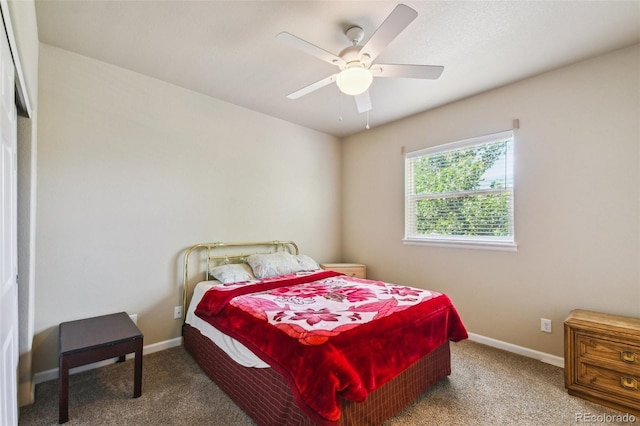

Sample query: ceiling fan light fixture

[336,66,373,96]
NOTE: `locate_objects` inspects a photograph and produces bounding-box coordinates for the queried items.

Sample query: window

[404,131,515,249]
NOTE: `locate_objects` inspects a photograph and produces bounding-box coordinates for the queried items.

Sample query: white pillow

[209,263,256,284]
[295,254,321,271]
[246,252,303,279]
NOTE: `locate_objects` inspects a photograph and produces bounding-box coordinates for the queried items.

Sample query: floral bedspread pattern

[232,273,439,345]
[195,270,467,425]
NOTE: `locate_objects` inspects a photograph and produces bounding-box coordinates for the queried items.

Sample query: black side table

[58,312,143,423]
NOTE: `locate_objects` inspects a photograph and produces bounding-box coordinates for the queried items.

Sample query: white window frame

[403,130,517,251]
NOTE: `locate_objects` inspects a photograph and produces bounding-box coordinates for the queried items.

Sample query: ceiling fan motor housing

[341,27,372,68]
[339,45,364,68]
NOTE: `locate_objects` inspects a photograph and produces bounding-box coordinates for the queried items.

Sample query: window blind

[405,131,514,246]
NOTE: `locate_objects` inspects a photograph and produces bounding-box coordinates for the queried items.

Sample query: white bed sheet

[185,281,269,368]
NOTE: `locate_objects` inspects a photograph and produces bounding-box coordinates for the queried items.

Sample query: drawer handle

[620,377,638,390]
[620,351,638,363]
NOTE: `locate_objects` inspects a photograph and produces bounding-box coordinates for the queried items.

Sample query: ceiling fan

[276,4,444,114]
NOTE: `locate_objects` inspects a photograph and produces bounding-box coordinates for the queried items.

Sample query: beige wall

[342,44,640,357]
[33,44,342,373]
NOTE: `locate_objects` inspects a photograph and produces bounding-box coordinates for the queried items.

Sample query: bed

[181,241,467,425]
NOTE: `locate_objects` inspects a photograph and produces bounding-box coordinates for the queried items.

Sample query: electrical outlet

[540,318,552,333]
[129,313,138,325]
[174,306,183,320]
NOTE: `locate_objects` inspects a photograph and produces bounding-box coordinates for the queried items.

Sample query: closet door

[0,12,18,426]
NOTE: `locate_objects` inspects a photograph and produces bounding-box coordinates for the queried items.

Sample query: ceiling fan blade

[276,32,346,67]
[371,64,444,79]
[354,90,372,113]
[286,74,338,99]
[359,4,418,63]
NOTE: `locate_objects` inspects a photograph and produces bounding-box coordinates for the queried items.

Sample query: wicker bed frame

[181,241,453,425]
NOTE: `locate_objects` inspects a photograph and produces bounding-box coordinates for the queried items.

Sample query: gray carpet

[19,340,631,425]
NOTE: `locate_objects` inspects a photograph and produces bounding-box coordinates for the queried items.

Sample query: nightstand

[320,263,366,279]
[564,309,640,416]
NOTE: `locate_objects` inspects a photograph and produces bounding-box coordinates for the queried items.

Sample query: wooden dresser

[320,263,366,279]
[564,309,640,415]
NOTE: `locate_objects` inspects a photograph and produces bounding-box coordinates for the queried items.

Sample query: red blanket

[195,271,467,424]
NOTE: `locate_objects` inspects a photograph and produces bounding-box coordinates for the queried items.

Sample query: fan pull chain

[366,111,370,130]
[337,92,343,122]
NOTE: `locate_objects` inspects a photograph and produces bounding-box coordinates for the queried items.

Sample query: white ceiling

[35,1,640,138]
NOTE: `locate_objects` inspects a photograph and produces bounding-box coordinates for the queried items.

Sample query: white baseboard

[467,332,565,368]
[33,336,183,385]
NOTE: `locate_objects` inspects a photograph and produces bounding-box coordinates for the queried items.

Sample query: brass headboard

[181,240,299,321]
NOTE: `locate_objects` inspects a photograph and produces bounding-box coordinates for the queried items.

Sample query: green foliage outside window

[411,140,512,238]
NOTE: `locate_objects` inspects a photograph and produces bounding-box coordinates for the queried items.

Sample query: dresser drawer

[577,334,640,371]
[577,361,640,404]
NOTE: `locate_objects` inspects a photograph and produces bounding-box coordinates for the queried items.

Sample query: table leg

[133,340,142,398]
[58,355,69,424]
